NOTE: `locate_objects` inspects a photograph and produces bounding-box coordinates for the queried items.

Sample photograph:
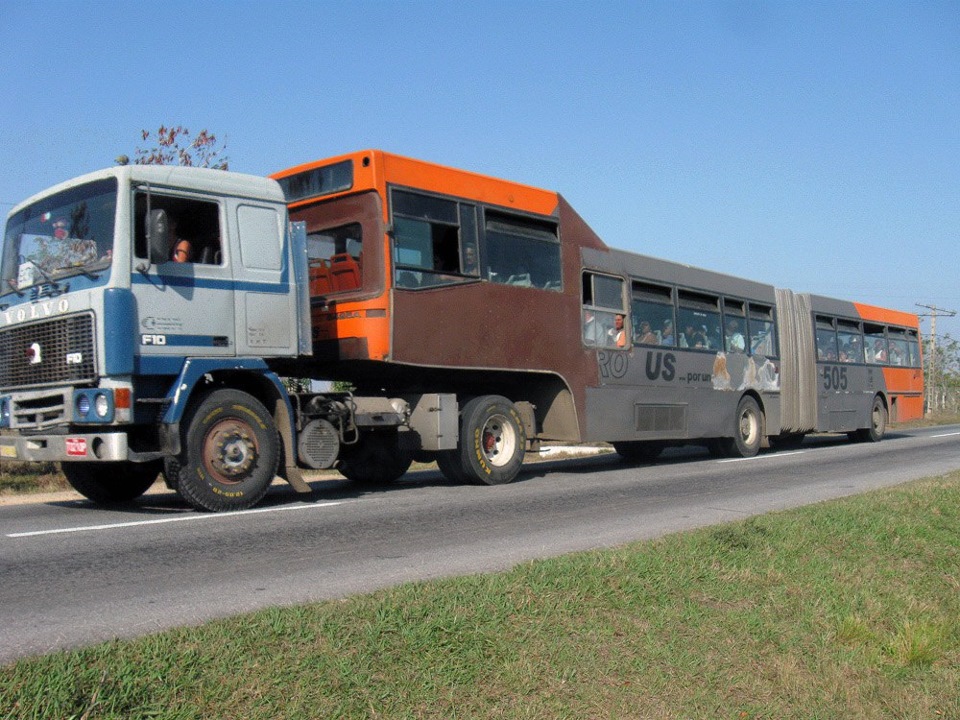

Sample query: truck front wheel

[62,460,161,505]
[171,389,280,512]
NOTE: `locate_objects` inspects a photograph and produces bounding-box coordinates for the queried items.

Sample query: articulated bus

[270,150,923,483]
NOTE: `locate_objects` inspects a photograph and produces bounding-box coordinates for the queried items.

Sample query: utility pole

[916,303,957,414]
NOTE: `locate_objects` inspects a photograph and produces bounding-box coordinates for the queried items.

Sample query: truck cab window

[135,193,222,265]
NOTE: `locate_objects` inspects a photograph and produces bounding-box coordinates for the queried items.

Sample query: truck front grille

[0,313,97,391]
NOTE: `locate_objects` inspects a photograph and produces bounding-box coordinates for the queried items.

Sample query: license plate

[65,437,88,457]
[0,445,17,459]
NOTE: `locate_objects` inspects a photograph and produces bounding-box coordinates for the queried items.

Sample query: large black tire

[337,432,412,485]
[62,460,161,505]
[613,441,663,463]
[435,449,471,484]
[454,395,527,485]
[853,396,887,443]
[170,389,280,512]
[716,395,763,458]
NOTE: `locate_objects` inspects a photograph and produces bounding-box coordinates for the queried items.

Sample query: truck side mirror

[146,209,169,265]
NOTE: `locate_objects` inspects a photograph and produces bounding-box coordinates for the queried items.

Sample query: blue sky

[2,1,958,338]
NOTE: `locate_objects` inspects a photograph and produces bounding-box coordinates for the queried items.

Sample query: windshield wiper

[24,263,68,294]
[3,278,24,298]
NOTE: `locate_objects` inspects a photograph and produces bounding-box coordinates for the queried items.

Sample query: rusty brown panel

[391,195,614,438]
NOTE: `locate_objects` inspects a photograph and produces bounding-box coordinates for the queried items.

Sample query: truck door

[231,202,298,356]
[133,192,236,364]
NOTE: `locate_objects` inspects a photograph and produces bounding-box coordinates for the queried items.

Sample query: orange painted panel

[853,302,920,329]
[273,149,559,218]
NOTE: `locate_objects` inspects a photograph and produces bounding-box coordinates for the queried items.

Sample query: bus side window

[631,280,675,346]
[391,189,473,289]
[723,299,746,354]
[748,303,777,357]
[864,323,888,364]
[815,316,838,361]
[484,211,562,291]
[836,319,863,363]
[583,271,626,348]
[888,328,910,366]
[677,290,721,350]
[906,329,921,367]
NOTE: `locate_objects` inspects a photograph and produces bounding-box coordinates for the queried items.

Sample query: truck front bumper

[0,432,130,463]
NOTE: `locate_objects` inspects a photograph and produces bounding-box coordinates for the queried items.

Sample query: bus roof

[271,149,560,217]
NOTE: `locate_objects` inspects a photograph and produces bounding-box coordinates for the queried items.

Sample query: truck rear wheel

[455,395,527,485]
[62,461,161,505]
[172,389,280,512]
[337,432,412,485]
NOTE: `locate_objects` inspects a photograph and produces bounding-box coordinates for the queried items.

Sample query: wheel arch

[159,359,307,491]
[739,389,768,437]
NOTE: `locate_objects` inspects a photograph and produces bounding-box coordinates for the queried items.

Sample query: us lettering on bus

[644,352,676,382]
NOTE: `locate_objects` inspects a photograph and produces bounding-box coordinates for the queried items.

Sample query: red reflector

[114,388,131,409]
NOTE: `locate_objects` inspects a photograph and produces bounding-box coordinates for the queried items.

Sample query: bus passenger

[680,324,708,349]
[637,320,658,345]
[871,339,887,364]
[583,310,605,346]
[661,319,675,346]
[726,319,746,353]
[609,314,628,348]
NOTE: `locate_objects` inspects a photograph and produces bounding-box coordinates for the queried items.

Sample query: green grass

[3,473,959,719]
[0,461,68,496]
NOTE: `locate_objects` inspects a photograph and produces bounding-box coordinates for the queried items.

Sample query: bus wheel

[854,396,887,443]
[172,389,280,512]
[613,441,663,463]
[338,433,412,485]
[720,396,763,458]
[458,395,527,485]
[62,460,161,505]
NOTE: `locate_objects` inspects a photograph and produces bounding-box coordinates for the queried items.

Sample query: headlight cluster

[0,397,10,428]
[74,390,115,422]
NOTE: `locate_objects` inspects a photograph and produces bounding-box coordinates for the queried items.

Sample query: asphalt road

[2,425,959,664]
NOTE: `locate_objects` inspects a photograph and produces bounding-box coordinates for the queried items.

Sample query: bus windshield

[1,178,116,296]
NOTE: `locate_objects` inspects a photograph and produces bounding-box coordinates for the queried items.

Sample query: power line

[916,303,957,414]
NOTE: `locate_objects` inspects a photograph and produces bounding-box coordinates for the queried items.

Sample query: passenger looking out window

[725,319,746,353]
[609,314,628,347]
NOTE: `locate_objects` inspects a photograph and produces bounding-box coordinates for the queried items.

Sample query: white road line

[931,431,960,438]
[717,450,806,464]
[6,501,344,539]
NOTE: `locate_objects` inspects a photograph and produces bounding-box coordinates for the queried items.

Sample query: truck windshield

[2,178,116,295]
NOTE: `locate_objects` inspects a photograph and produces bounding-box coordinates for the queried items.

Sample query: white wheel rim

[481,413,517,467]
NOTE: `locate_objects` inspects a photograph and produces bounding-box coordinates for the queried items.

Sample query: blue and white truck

[0,164,456,511]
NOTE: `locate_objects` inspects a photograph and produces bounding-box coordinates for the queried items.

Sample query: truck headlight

[73,390,115,423]
[95,393,110,418]
[0,398,10,428]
